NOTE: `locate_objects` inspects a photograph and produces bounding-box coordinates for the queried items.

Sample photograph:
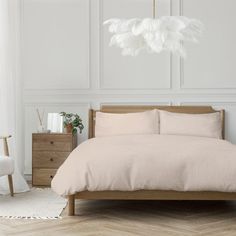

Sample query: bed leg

[68,195,75,216]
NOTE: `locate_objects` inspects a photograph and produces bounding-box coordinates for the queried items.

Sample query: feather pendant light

[104,0,204,58]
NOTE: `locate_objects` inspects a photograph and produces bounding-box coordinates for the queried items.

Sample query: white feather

[103,16,204,58]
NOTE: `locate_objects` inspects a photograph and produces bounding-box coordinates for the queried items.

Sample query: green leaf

[60,112,66,117]
[59,112,84,133]
[72,128,77,135]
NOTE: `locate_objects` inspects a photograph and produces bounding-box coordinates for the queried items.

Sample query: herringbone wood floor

[1,200,236,236]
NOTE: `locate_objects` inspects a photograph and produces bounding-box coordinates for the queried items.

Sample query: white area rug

[0,188,67,219]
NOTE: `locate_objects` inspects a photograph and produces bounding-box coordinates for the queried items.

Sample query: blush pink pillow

[159,110,222,139]
[95,110,159,137]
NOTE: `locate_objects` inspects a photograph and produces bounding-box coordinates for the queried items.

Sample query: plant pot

[65,124,73,133]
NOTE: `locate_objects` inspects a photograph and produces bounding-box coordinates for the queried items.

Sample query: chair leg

[8,175,14,197]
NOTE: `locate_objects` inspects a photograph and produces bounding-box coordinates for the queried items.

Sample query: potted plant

[60,112,84,134]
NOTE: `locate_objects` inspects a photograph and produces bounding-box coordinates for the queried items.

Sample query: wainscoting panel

[180,0,236,89]
[22,0,90,90]
[100,0,172,89]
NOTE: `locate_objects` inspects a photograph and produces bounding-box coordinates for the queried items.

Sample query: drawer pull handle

[50,141,54,144]
[50,175,54,179]
[50,158,54,162]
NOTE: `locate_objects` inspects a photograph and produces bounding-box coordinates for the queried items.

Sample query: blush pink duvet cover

[51,135,236,196]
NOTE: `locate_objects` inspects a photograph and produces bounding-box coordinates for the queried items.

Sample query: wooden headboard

[88,105,225,139]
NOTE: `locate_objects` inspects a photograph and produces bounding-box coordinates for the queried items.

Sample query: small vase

[65,124,73,133]
[37,125,45,133]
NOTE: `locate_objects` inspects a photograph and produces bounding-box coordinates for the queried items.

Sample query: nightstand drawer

[32,133,77,187]
[33,134,72,151]
[33,168,57,186]
[32,151,70,168]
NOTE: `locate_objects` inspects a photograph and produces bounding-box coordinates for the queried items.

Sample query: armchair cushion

[0,156,14,177]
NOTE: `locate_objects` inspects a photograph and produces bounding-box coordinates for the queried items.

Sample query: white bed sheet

[52,134,236,196]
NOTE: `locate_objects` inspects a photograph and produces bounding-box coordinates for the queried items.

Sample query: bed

[51,105,236,216]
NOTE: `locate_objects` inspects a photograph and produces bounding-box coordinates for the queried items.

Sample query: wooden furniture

[32,133,77,186]
[67,105,228,216]
[0,135,14,196]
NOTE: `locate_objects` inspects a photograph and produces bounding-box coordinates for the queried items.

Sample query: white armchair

[0,135,14,196]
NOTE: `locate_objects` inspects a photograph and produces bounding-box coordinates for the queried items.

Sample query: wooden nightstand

[32,133,77,186]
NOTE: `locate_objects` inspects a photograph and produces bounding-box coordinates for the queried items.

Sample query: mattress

[51,134,236,196]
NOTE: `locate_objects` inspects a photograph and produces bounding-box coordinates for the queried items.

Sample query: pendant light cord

[153,0,156,18]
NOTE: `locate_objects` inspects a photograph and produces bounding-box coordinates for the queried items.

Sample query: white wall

[21,0,236,174]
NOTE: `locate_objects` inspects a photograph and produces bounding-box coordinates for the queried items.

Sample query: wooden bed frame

[67,105,236,216]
